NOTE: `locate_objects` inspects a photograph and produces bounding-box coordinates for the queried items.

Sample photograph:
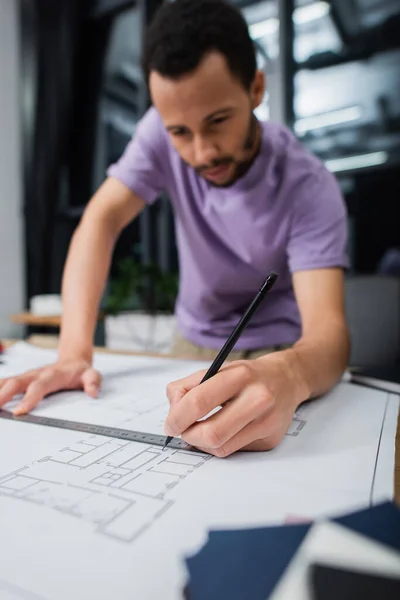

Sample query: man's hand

[0,361,102,416]
[165,354,308,457]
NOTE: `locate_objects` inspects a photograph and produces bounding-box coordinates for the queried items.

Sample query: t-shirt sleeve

[106,106,167,205]
[287,165,349,272]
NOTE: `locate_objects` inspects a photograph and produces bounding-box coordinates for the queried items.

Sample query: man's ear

[251,69,266,110]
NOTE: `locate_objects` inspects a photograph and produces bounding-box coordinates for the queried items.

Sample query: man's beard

[193,113,260,188]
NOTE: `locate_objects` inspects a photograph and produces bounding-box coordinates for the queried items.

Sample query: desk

[2,337,400,505]
[10,312,106,346]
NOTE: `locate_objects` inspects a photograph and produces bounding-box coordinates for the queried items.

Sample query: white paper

[270,520,400,600]
[0,342,398,600]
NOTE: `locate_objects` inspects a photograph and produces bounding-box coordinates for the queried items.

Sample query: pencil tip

[163,435,173,450]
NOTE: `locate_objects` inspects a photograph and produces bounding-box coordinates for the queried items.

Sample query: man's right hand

[0,360,102,416]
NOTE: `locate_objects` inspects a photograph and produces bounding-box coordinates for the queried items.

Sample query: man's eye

[172,129,189,137]
[211,117,227,125]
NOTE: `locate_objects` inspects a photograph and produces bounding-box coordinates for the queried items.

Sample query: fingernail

[13,406,24,416]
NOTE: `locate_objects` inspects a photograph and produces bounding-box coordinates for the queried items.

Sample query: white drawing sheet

[0,342,398,600]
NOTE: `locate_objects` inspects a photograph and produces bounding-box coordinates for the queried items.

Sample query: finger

[165,362,254,437]
[179,384,273,450]
[166,370,207,406]
[0,367,41,396]
[13,370,66,415]
[0,373,37,408]
[183,421,279,458]
[241,436,282,452]
[82,368,102,398]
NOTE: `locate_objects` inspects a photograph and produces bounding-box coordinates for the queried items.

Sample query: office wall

[0,0,25,337]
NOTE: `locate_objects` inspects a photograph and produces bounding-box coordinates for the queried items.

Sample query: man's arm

[58,177,145,362]
[59,108,167,361]
[271,267,350,404]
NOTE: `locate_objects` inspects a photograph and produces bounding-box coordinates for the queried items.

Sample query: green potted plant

[103,255,178,352]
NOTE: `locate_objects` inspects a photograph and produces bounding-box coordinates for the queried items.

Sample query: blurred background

[0,0,399,366]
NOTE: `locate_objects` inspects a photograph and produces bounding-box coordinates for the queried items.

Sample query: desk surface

[10,311,105,327]
[2,337,400,505]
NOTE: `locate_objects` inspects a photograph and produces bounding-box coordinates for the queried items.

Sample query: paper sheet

[0,342,398,600]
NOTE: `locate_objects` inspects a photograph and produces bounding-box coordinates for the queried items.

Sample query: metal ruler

[0,409,200,452]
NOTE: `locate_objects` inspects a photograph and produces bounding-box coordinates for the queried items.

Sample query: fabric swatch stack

[184,501,400,599]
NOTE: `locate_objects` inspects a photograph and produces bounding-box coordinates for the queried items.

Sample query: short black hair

[142,0,257,90]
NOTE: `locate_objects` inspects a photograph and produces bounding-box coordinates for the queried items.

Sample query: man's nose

[193,135,218,167]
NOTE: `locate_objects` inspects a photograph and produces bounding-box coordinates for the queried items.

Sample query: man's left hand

[164,354,308,457]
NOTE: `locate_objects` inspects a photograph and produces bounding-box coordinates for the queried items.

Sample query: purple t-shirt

[107,107,348,350]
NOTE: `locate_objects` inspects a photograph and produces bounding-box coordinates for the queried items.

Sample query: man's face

[149,52,265,187]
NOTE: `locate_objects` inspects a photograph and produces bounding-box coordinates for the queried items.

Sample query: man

[0,0,349,456]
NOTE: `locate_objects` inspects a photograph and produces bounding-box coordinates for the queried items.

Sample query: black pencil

[163,271,278,450]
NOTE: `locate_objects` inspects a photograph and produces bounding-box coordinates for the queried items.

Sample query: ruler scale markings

[0,409,202,453]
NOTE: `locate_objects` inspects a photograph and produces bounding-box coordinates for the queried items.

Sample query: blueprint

[0,434,211,543]
[0,342,398,599]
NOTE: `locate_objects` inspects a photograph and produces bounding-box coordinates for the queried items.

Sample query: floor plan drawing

[0,435,212,543]
[285,401,314,436]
